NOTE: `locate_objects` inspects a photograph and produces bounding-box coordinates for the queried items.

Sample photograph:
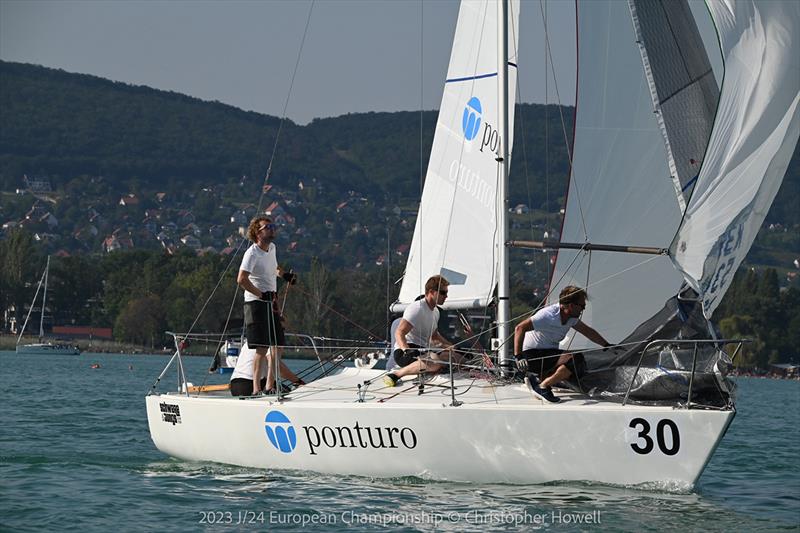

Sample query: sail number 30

[628,418,680,455]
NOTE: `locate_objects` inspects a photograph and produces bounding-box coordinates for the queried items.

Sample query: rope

[289,284,385,341]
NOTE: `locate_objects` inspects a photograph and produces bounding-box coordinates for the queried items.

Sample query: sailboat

[16,256,81,355]
[145,0,798,487]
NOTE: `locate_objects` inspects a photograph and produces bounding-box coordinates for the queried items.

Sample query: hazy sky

[0,0,578,124]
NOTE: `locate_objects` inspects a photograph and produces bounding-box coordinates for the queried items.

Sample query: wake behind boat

[145,0,798,488]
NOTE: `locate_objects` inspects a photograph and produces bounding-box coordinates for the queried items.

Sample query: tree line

[2,229,797,367]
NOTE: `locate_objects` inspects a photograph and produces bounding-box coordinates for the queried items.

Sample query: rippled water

[1,351,797,531]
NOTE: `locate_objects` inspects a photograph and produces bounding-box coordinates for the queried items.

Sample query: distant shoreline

[0,335,324,359]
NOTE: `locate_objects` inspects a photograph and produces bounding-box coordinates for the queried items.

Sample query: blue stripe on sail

[682,174,699,192]
[446,62,518,84]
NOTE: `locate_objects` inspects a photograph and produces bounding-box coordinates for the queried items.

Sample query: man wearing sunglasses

[513,285,611,403]
[384,275,458,387]
[232,216,302,396]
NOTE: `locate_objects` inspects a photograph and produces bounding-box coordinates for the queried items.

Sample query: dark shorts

[520,348,586,379]
[244,300,285,348]
[392,343,425,368]
[230,377,267,397]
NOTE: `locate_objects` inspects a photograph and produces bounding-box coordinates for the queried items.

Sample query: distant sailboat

[145,0,798,487]
[16,256,80,356]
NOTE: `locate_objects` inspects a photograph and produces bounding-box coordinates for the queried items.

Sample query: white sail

[396,0,519,310]
[671,0,800,316]
[548,0,688,347]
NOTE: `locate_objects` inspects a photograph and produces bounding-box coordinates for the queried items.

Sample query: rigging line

[509,2,550,307]
[179,3,316,363]
[582,253,661,291]
[198,284,242,390]
[182,239,249,344]
[488,242,594,356]
[260,0,316,194]
[290,284,383,341]
[420,0,424,197]
[538,0,589,241]
[16,262,47,345]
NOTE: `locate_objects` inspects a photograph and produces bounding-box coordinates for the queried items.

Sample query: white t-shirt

[522,303,578,350]
[240,242,278,302]
[401,298,440,348]
[231,342,267,381]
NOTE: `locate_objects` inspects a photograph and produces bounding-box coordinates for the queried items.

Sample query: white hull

[146,367,733,487]
[16,343,80,355]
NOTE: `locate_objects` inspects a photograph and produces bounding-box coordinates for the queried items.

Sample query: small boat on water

[16,342,80,356]
[208,338,242,374]
[16,256,80,356]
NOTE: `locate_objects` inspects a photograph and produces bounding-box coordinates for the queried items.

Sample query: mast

[496,0,511,369]
[39,255,50,341]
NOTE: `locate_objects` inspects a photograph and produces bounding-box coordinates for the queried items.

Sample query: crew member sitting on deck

[383,275,459,387]
[513,285,611,403]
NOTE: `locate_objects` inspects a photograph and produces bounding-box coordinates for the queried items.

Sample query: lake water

[1,351,798,531]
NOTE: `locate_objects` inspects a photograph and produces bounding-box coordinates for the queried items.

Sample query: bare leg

[392,358,442,379]
[541,364,572,389]
[252,347,268,394]
[265,347,275,391]
[265,347,301,390]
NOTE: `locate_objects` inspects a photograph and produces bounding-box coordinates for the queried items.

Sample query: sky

[0,0,579,125]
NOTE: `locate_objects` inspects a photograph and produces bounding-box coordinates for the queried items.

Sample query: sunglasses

[259,223,277,231]
[438,289,449,296]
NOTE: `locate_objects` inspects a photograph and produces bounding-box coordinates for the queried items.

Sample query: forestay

[396,0,520,310]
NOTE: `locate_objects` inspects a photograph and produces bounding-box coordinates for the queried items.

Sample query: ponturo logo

[263,410,419,456]
[264,410,297,453]
[462,96,482,140]
[461,96,502,155]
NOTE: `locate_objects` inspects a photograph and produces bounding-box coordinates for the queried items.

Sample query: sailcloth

[671,0,800,316]
[551,0,797,346]
[396,0,520,309]
[548,0,696,347]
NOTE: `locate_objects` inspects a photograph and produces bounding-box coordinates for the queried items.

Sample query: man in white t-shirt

[513,286,611,403]
[233,216,302,396]
[383,275,457,387]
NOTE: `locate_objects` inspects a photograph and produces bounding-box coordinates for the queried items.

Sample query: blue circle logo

[264,410,297,453]
[462,96,482,141]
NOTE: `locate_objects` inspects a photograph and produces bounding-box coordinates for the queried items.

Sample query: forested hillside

[1,61,797,366]
[0,60,575,208]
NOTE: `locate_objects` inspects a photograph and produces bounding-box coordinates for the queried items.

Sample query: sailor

[234,216,304,396]
[383,275,458,387]
[513,285,611,403]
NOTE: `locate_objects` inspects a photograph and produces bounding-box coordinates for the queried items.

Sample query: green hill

[0,60,574,208]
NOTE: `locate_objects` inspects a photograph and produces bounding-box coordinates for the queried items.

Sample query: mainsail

[672,0,800,316]
[396,0,520,310]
